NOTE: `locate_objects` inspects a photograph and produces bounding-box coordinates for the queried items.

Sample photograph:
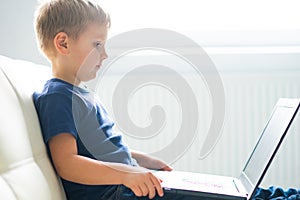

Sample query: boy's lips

[96,64,101,68]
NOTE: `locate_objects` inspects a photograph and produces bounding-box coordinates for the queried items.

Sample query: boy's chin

[78,74,97,83]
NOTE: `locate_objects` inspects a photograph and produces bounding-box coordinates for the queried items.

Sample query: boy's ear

[53,32,69,55]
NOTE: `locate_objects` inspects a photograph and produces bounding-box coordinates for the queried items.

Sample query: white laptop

[155,98,300,200]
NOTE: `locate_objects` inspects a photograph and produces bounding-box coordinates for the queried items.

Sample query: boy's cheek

[80,49,99,69]
[76,49,100,80]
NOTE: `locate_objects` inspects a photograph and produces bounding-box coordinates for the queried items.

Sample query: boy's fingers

[160,165,173,171]
[147,183,156,199]
[132,185,143,197]
[151,175,164,197]
[143,176,156,199]
[139,183,149,197]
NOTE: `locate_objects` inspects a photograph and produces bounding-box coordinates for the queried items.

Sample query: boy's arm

[48,133,164,199]
[131,150,173,171]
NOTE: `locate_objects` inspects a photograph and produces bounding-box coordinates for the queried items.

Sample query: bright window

[101,0,300,46]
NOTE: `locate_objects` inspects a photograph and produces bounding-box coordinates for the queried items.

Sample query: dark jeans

[100,185,200,200]
[100,185,300,200]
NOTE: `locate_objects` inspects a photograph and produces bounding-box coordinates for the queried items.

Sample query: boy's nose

[101,49,108,60]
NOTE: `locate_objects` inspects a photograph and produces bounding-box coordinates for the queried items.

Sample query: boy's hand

[131,150,173,171]
[145,156,173,171]
[121,167,164,199]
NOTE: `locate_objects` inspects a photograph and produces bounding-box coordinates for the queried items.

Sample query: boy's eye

[95,42,102,49]
[94,41,106,53]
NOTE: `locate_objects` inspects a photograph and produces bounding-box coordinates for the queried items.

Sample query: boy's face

[69,22,108,83]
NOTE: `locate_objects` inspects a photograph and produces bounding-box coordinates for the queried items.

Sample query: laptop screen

[239,99,299,199]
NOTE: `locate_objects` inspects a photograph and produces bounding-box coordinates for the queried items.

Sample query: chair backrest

[0,55,66,200]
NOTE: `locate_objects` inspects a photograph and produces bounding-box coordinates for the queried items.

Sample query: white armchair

[0,55,66,200]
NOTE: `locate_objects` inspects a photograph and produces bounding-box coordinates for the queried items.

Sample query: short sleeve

[36,93,78,144]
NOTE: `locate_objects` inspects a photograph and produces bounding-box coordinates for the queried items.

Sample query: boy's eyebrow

[94,38,106,43]
[96,36,107,41]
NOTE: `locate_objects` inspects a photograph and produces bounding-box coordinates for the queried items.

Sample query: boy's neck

[51,62,81,86]
[52,72,81,86]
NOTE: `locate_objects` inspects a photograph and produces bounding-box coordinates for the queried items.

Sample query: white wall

[0,0,48,65]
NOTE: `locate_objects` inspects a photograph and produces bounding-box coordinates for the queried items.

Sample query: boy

[32,1,300,200]
[33,0,197,199]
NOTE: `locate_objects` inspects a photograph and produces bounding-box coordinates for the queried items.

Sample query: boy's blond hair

[34,0,110,59]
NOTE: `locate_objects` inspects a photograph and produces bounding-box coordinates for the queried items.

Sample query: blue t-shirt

[33,78,134,199]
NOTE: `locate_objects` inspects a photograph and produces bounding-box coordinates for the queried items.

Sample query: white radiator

[210,71,300,188]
